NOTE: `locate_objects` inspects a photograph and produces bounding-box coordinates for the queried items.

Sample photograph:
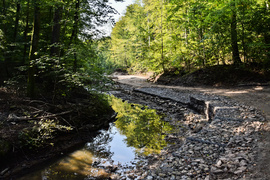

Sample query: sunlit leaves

[109,0,270,73]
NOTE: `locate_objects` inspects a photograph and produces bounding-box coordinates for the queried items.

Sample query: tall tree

[50,3,62,57]
[27,0,41,97]
[22,0,30,64]
[230,1,241,65]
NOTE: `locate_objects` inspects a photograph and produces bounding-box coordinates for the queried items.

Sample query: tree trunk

[13,1,21,42]
[160,0,165,72]
[27,1,41,98]
[23,0,30,64]
[264,33,270,67]
[241,22,248,63]
[230,4,241,65]
[264,1,270,67]
[2,0,9,77]
[70,0,80,72]
[50,6,62,57]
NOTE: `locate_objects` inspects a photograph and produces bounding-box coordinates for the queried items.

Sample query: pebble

[110,85,264,180]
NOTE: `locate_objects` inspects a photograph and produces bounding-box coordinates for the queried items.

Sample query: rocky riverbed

[108,82,267,180]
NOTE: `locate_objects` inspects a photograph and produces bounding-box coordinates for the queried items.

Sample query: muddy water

[18,96,172,180]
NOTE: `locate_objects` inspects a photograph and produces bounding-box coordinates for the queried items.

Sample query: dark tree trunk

[241,22,248,63]
[70,0,80,72]
[50,6,62,56]
[70,0,80,45]
[27,1,41,98]
[13,1,21,42]
[230,6,241,65]
[23,0,30,64]
[2,0,9,77]
[264,33,270,67]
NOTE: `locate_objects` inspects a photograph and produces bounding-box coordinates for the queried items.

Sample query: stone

[110,83,264,180]
[216,160,222,167]
[234,166,247,175]
[159,173,166,177]
[240,160,247,166]
[211,166,223,173]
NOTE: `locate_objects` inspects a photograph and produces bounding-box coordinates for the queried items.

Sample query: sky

[101,0,136,36]
[108,0,136,22]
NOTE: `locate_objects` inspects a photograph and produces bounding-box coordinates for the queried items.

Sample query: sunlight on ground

[225,90,249,94]
[254,86,264,90]
[116,75,149,80]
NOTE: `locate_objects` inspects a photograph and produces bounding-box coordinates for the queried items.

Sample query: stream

[18,96,173,180]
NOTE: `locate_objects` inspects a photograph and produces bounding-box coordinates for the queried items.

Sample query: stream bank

[1,74,268,179]
[108,78,268,180]
[0,87,115,179]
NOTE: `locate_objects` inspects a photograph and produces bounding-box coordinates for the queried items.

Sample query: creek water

[18,96,172,179]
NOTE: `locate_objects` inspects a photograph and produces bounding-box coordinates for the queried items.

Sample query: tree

[109,0,270,74]
[50,3,62,57]
[230,0,241,65]
[27,0,41,97]
[0,0,123,93]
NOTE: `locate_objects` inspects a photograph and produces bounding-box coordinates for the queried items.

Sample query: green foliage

[30,52,112,99]
[19,119,73,149]
[0,0,119,92]
[109,0,270,74]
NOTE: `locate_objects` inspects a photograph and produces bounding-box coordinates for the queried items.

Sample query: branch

[8,110,73,122]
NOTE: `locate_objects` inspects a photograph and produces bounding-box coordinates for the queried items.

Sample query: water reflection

[41,150,110,179]
[110,96,172,155]
[19,96,172,179]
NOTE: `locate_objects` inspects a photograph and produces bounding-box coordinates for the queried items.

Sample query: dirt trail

[114,74,270,179]
[115,74,270,119]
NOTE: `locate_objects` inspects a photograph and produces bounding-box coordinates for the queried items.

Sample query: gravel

[108,83,266,180]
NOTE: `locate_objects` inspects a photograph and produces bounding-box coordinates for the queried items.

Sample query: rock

[240,160,247,166]
[211,166,223,173]
[204,167,210,172]
[234,166,247,175]
[216,160,222,167]
[159,173,166,177]
[173,171,181,176]
[111,82,264,180]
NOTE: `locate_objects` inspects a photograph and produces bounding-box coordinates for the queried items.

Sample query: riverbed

[18,96,173,180]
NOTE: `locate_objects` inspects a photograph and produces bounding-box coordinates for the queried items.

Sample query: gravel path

[114,75,270,120]
[110,74,270,180]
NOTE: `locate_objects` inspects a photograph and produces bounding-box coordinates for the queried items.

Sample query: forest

[1,0,270,90]
[0,0,270,178]
[0,0,122,97]
[109,0,270,76]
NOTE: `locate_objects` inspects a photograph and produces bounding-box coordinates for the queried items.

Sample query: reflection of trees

[85,127,114,161]
[110,96,172,155]
[25,96,172,179]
